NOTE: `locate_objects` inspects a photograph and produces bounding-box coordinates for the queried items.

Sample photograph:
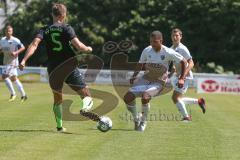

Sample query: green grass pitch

[0,82,240,160]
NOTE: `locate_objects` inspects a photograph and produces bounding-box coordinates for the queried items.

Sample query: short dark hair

[5,25,13,30]
[171,28,182,36]
[150,30,163,39]
[52,3,67,17]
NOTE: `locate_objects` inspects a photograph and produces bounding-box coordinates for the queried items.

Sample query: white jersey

[0,36,24,66]
[171,43,193,79]
[139,45,184,82]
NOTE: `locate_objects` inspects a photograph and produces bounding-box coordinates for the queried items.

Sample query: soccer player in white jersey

[170,28,206,121]
[0,25,27,102]
[124,31,187,131]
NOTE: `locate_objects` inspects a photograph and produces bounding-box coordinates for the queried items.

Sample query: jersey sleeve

[167,48,184,63]
[180,47,192,60]
[15,38,24,49]
[138,48,148,63]
[65,25,77,41]
[35,27,45,40]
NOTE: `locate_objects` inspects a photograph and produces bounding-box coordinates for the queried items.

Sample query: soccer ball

[97,116,112,132]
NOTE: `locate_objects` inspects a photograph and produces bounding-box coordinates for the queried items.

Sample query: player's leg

[139,91,151,131]
[175,79,206,114]
[125,77,150,121]
[181,97,206,113]
[172,91,191,121]
[75,87,93,111]
[52,90,66,132]
[66,69,100,121]
[48,66,66,132]
[171,76,191,121]
[65,69,91,110]
[11,75,27,102]
[124,78,149,130]
[2,74,16,101]
[181,97,198,105]
[74,87,100,121]
[138,83,162,131]
[124,91,139,129]
[124,91,137,120]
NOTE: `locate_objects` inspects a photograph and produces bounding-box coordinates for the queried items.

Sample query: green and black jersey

[36,23,77,67]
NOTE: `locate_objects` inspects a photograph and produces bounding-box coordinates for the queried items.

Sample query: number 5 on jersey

[51,33,63,52]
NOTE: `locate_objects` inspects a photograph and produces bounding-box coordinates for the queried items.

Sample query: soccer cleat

[198,98,206,114]
[134,121,140,130]
[181,116,192,122]
[57,127,67,133]
[134,117,140,131]
[21,95,28,102]
[9,95,17,102]
[138,121,147,131]
[133,113,142,131]
[80,109,100,122]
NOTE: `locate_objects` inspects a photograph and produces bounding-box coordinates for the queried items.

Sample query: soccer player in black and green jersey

[19,3,97,132]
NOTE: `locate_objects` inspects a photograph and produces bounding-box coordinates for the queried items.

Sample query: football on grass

[97,116,112,132]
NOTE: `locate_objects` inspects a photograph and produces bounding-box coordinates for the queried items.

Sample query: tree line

[1,0,240,73]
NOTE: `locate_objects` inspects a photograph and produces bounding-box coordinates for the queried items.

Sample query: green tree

[2,0,240,73]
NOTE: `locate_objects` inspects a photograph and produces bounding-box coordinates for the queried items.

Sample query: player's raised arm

[19,37,41,70]
[71,37,92,53]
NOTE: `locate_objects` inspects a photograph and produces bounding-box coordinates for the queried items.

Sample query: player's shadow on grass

[0,129,76,135]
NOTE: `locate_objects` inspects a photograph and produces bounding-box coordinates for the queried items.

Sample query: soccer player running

[0,25,27,102]
[19,3,98,132]
[124,31,187,131]
[170,28,206,121]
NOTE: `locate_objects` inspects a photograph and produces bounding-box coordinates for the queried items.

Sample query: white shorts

[129,77,164,97]
[171,76,191,94]
[2,65,18,77]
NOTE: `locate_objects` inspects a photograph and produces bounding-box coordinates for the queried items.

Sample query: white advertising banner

[1,66,240,89]
[197,78,240,94]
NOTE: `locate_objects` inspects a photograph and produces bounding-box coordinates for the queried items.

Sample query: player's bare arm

[71,37,92,53]
[184,58,194,76]
[130,63,144,84]
[178,58,187,88]
[168,65,176,78]
[19,37,41,70]
[11,46,25,58]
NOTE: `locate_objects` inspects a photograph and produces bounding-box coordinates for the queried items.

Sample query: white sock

[176,100,189,118]
[5,78,16,95]
[142,103,150,122]
[126,101,137,120]
[15,79,26,97]
[182,97,198,105]
[82,96,93,110]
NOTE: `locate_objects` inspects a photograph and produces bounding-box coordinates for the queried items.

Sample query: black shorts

[47,60,86,92]
[65,68,86,88]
